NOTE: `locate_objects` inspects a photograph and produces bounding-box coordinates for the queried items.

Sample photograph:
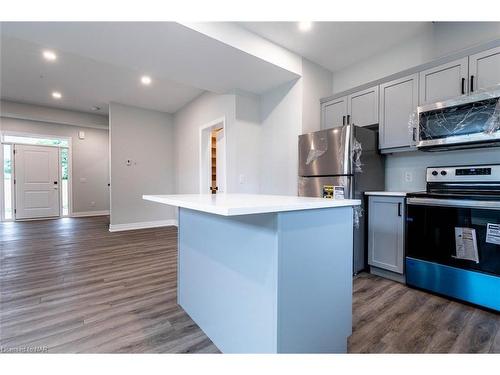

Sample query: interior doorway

[199,118,226,194]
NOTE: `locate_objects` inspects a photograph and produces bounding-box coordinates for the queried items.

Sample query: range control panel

[426,164,500,182]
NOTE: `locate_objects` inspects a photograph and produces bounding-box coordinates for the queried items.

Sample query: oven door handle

[406,197,500,210]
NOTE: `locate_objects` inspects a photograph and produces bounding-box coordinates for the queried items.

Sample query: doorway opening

[1,132,72,221]
[199,118,226,194]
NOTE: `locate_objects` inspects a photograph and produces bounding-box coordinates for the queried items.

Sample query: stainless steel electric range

[405,164,500,311]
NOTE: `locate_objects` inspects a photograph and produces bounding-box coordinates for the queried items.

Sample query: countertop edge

[143,195,361,216]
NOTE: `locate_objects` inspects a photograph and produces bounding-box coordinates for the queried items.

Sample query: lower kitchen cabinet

[367,195,405,282]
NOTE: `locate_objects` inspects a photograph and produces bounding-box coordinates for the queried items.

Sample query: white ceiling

[0,22,299,115]
[239,22,432,72]
[0,35,204,115]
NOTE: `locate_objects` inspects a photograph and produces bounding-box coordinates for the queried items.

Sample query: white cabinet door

[379,74,419,150]
[347,86,379,127]
[14,144,60,220]
[368,196,405,274]
[419,57,469,104]
[469,46,500,93]
[322,96,348,129]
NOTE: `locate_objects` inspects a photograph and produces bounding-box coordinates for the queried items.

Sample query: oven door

[406,197,500,311]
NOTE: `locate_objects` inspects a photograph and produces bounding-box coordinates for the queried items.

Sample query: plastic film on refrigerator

[305,132,328,165]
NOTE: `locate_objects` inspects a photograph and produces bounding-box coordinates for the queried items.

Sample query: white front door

[14,144,60,220]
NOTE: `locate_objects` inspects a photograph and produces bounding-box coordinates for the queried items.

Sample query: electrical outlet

[404,171,413,183]
[90,201,95,207]
[239,174,246,184]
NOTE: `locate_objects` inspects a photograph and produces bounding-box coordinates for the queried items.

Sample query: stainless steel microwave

[416,89,500,151]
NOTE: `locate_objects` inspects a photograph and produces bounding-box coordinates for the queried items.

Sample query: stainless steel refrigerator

[298,124,385,274]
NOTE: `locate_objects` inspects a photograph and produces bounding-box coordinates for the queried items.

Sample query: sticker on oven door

[486,223,500,245]
[454,227,479,263]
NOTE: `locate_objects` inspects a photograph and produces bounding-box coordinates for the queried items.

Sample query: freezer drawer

[298,176,351,198]
[298,127,350,177]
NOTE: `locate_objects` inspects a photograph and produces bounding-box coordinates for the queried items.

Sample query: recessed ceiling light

[298,22,313,32]
[52,91,62,99]
[141,75,152,85]
[43,50,57,61]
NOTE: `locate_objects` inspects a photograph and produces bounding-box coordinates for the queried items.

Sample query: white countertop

[364,191,408,197]
[143,194,361,216]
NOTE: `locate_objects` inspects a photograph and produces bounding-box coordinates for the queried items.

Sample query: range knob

[440,170,447,176]
[431,170,438,176]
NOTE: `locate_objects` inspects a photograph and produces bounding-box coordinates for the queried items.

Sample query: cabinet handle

[461,78,465,95]
[347,114,350,125]
[398,202,402,217]
[342,116,346,126]
[412,127,417,142]
[470,75,474,92]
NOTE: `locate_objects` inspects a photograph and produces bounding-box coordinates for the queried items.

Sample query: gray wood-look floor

[1,216,498,353]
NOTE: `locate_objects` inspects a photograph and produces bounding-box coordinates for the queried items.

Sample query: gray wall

[386,148,500,192]
[1,107,109,215]
[1,100,108,129]
[109,103,176,226]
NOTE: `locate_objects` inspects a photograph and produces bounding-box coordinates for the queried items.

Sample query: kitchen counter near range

[143,193,359,353]
[364,191,408,197]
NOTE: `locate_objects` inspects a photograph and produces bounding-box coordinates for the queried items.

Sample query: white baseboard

[109,219,178,232]
[72,210,110,217]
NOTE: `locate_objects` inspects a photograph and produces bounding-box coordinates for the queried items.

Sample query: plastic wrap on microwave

[305,132,328,165]
[351,137,363,173]
[408,110,419,146]
[484,97,500,135]
[417,90,500,142]
[353,205,363,229]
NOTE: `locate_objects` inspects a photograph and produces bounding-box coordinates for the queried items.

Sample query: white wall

[109,103,176,226]
[332,22,500,93]
[259,79,303,195]
[301,58,333,134]
[1,104,109,215]
[174,92,236,194]
[173,57,331,197]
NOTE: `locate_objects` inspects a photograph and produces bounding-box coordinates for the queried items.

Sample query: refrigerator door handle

[343,125,352,175]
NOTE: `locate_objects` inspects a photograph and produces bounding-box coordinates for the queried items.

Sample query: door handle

[470,75,474,92]
[461,78,465,95]
[347,115,350,125]
[397,202,402,217]
[412,127,417,142]
[342,116,346,126]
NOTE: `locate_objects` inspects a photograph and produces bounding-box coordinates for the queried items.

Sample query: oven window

[419,98,499,141]
[406,205,500,276]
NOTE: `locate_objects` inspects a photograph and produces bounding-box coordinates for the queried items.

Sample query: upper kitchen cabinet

[419,57,469,105]
[321,96,348,129]
[379,74,419,151]
[347,86,379,127]
[469,46,500,93]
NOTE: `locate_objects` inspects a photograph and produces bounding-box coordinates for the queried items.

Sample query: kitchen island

[143,194,360,353]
